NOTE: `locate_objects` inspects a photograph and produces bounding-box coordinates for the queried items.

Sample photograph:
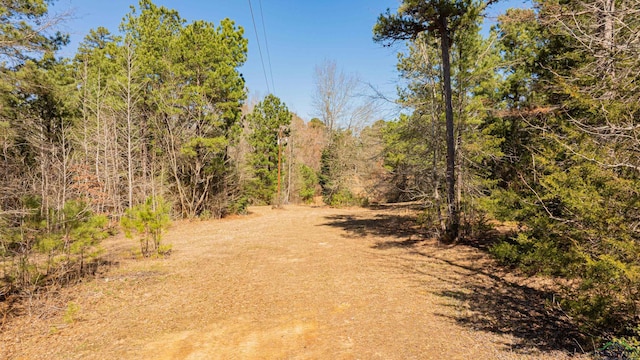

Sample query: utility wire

[258,0,276,93]
[248,0,270,94]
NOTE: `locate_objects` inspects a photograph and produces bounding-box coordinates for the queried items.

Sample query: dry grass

[0,205,589,359]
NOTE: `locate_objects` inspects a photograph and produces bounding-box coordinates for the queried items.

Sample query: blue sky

[50,0,530,121]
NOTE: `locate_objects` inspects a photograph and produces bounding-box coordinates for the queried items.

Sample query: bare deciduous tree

[312,60,359,132]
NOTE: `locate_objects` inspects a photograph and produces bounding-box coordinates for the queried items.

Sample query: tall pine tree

[245,94,292,205]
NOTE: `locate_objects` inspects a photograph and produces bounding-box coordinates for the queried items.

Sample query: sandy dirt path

[1,205,586,359]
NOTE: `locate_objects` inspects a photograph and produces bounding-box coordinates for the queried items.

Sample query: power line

[258,0,276,93]
[247,0,271,94]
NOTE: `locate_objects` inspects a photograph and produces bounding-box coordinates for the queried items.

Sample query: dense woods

[0,0,639,353]
[375,0,640,347]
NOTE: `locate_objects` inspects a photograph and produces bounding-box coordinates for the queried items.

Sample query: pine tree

[120,0,247,218]
[245,94,292,205]
[374,0,497,241]
[376,1,500,238]
[486,2,640,335]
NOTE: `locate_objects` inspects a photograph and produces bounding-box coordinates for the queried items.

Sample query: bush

[121,196,171,258]
[0,198,108,296]
[324,188,363,207]
[298,164,318,204]
[228,195,249,215]
[490,241,521,267]
[489,228,639,337]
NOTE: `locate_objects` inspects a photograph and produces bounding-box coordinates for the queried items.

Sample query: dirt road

[1,205,586,359]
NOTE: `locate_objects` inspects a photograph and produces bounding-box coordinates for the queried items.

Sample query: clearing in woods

[1,205,588,359]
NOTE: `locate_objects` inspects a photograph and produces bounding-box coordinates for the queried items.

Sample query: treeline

[0,0,383,305]
[0,0,323,306]
[374,0,639,343]
[0,0,248,299]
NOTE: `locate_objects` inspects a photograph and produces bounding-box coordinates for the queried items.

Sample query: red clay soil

[0,205,589,359]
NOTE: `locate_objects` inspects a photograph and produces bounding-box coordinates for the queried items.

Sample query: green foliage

[477,1,640,338]
[490,233,577,276]
[376,0,640,340]
[375,0,497,241]
[0,0,64,61]
[0,0,254,316]
[245,94,292,205]
[0,198,108,295]
[63,302,80,324]
[298,164,318,204]
[119,1,248,218]
[490,149,640,330]
[491,131,640,331]
[319,137,363,208]
[157,243,173,256]
[489,241,521,267]
[308,118,325,129]
[380,13,502,239]
[228,195,249,215]
[324,188,363,208]
[62,200,109,256]
[121,196,171,258]
[318,130,358,205]
[317,132,358,207]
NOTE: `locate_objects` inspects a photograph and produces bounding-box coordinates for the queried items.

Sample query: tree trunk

[439,16,459,242]
[125,42,135,209]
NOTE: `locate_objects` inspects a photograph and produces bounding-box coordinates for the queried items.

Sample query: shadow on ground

[412,249,588,354]
[1,258,119,328]
[322,206,589,355]
[322,212,424,246]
